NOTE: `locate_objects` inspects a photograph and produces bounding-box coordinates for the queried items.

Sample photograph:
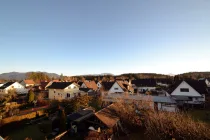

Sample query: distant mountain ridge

[0,72,59,80]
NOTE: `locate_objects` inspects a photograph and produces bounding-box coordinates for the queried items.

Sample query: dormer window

[180,88,189,92]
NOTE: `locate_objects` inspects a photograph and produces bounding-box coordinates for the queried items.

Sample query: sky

[0,0,210,76]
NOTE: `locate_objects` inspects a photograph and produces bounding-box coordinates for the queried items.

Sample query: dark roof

[168,80,208,95]
[186,80,208,95]
[78,82,83,86]
[131,79,156,87]
[172,96,191,101]
[101,82,115,91]
[67,109,94,122]
[40,82,49,89]
[0,82,15,89]
[79,88,91,92]
[156,79,173,84]
[47,82,73,89]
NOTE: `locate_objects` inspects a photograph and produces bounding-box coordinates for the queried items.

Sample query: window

[67,93,70,98]
[54,90,56,93]
[180,88,189,92]
[114,88,119,90]
[58,93,60,95]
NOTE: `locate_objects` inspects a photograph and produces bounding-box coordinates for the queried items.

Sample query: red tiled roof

[84,81,98,90]
[24,80,35,85]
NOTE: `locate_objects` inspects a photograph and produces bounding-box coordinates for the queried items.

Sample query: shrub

[110,96,210,140]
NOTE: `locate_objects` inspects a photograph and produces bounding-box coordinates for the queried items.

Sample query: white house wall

[108,82,124,94]
[48,84,80,100]
[171,81,201,97]
[0,82,25,94]
[81,83,87,88]
[97,82,102,89]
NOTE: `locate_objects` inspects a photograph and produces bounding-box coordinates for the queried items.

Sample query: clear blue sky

[0,0,210,76]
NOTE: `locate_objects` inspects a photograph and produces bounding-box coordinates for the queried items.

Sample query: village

[1,0,210,139]
[0,73,210,140]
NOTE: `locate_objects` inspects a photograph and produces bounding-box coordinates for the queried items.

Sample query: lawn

[188,109,210,124]
[7,120,52,140]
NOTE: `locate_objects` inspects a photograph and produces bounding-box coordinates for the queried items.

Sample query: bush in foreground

[110,98,210,140]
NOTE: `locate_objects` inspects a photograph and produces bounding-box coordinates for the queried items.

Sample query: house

[47,82,84,100]
[168,80,208,106]
[96,81,102,90]
[131,79,156,93]
[39,81,50,91]
[100,82,115,93]
[45,80,61,89]
[80,81,98,91]
[198,78,210,87]
[20,80,35,87]
[100,81,133,96]
[77,81,83,87]
[156,79,173,87]
[0,82,28,95]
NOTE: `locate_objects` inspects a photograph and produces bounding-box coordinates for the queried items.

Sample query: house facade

[20,80,35,87]
[156,79,172,87]
[169,80,207,105]
[108,82,125,94]
[100,81,133,96]
[48,82,83,100]
[131,79,156,93]
[198,78,210,87]
[96,81,102,90]
[0,82,27,95]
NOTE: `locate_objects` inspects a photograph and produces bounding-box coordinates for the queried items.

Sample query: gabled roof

[95,104,119,128]
[168,80,208,95]
[116,81,132,92]
[23,80,35,85]
[47,82,73,89]
[186,80,208,95]
[83,81,98,90]
[0,80,5,84]
[156,79,173,84]
[79,88,92,92]
[78,82,83,86]
[101,82,115,91]
[40,82,49,89]
[0,82,15,89]
[131,79,156,87]
[117,82,127,91]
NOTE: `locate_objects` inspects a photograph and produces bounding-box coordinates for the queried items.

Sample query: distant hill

[0,72,59,81]
[175,72,210,80]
